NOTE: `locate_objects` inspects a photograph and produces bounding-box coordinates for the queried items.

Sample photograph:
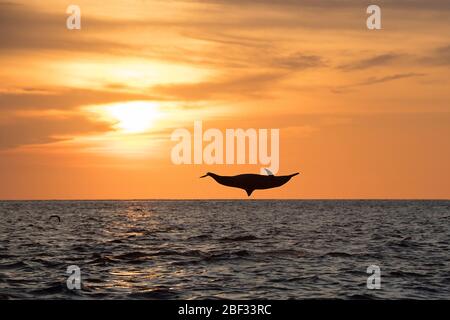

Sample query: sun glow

[99,101,162,134]
[79,100,230,156]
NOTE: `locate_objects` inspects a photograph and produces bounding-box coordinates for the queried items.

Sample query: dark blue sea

[0,200,449,299]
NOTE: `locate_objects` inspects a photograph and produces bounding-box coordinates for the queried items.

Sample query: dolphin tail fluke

[245,189,254,197]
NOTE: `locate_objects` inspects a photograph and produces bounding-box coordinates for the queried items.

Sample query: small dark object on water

[49,215,61,222]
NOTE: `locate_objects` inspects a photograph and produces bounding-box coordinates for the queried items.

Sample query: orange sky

[0,0,449,199]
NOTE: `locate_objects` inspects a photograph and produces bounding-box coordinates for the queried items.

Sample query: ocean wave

[321,251,354,258]
[389,270,429,278]
[127,287,178,299]
[259,249,307,258]
[201,249,251,262]
[218,235,259,242]
[0,261,32,271]
[29,282,83,296]
[1,200,449,299]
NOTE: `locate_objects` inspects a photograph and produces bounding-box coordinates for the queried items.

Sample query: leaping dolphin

[200,171,299,196]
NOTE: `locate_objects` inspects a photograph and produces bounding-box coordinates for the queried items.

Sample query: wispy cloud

[150,72,287,101]
[272,53,326,70]
[0,2,136,55]
[339,53,403,71]
[419,44,450,66]
[331,73,426,93]
[0,113,111,149]
[182,0,450,11]
[356,73,426,86]
[0,87,161,111]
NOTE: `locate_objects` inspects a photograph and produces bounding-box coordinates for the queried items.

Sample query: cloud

[0,84,167,150]
[272,53,326,70]
[150,72,287,100]
[356,73,426,86]
[330,72,426,93]
[0,114,111,149]
[185,0,450,11]
[0,87,161,111]
[0,2,133,55]
[339,53,403,71]
[419,44,450,66]
[338,45,449,73]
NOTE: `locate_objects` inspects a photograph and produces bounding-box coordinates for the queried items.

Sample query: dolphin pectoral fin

[245,189,254,196]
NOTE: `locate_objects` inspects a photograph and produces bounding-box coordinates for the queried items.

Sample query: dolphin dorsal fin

[264,168,274,176]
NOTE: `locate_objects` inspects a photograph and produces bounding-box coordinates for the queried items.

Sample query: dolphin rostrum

[200,171,299,196]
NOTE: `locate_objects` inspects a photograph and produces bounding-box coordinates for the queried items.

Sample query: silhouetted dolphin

[200,171,299,196]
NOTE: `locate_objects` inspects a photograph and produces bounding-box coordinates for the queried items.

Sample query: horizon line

[0,198,448,201]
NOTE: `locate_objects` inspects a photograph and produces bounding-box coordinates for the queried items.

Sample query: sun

[100,101,162,134]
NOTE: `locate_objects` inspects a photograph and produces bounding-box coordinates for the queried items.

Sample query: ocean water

[0,200,449,300]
